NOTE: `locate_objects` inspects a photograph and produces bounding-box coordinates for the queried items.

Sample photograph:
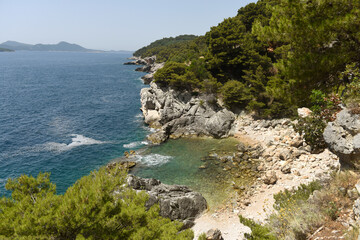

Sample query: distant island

[0,47,14,52]
[0,41,105,52]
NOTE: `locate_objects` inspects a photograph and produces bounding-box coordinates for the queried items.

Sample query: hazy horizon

[0,0,256,51]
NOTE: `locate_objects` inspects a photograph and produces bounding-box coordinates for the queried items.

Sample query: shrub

[197,233,207,240]
[0,164,193,240]
[294,90,341,152]
[340,63,360,108]
[273,181,322,211]
[221,80,252,109]
[239,215,276,240]
[293,116,327,152]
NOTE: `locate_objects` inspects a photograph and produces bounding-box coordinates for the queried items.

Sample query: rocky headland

[124,56,164,84]
[125,56,235,144]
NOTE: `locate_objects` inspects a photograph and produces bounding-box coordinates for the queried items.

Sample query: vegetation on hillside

[0,48,14,52]
[135,0,360,119]
[241,172,360,239]
[133,35,203,62]
[0,164,193,240]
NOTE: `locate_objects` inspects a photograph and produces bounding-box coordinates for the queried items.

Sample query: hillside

[0,47,14,52]
[0,41,102,52]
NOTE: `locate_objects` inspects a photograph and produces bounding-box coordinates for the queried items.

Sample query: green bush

[0,165,193,240]
[273,181,322,211]
[239,215,276,240]
[221,80,252,109]
[197,233,207,240]
[293,117,327,152]
[340,63,360,108]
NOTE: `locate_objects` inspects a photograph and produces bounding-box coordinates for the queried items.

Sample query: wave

[123,141,149,149]
[27,134,109,154]
[135,153,172,166]
[45,134,107,152]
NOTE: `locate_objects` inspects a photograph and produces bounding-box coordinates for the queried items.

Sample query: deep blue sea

[0,51,149,196]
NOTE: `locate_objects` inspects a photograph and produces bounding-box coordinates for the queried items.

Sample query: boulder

[263,171,278,185]
[147,130,168,144]
[205,109,235,138]
[298,107,313,118]
[323,109,360,168]
[206,229,224,240]
[141,73,153,84]
[354,198,360,221]
[127,175,207,228]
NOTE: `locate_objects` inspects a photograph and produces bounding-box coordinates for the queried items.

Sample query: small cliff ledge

[140,81,235,144]
[127,175,207,229]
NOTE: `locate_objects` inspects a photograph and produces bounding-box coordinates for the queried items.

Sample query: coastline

[124,56,341,239]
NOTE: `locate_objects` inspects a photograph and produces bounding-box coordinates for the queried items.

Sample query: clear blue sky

[0,0,256,51]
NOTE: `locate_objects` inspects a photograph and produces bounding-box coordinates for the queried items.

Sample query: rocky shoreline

[125,56,235,144]
[124,56,360,239]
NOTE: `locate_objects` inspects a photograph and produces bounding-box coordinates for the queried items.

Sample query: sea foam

[135,153,172,166]
[123,141,149,148]
[39,134,108,153]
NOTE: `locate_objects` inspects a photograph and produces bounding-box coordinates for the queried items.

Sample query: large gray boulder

[140,82,235,143]
[323,109,360,168]
[127,175,207,228]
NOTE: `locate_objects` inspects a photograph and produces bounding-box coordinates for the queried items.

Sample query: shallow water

[131,137,256,208]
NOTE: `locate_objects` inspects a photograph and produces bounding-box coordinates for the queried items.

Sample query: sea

[0,51,245,208]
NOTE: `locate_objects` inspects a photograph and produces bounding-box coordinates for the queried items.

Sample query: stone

[353,198,360,221]
[263,171,278,185]
[147,130,168,144]
[298,107,313,118]
[279,148,291,160]
[237,142,247,152]
[348,188,360,200]
[107,161,136,171]
[355,180,360,194]
[206,228,224,240]
[281,162,291,174]
[323,109,360,168]
[140,82,235,142]
[127,175,207,228]
[141,73,153,84]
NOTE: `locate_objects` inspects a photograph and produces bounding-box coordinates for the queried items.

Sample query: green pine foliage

[253,0,360,106]
[134,0,360,118]
[133,35,206,63]
[0,165,193,240]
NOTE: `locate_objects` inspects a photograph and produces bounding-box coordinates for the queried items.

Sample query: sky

[0,0,256,51]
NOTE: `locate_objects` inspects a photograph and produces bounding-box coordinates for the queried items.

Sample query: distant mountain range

[0,41,132,53]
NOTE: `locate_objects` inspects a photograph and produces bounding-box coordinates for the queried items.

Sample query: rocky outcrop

[124,56,164,84]
[141,82,235,143]
[127,175,207,228]
[205,229,224,240]
[323,109,360,168]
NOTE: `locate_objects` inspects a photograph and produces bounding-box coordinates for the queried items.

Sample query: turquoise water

[131,137,249,208]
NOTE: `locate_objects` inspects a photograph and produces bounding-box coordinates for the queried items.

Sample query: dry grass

[267,171,360,240]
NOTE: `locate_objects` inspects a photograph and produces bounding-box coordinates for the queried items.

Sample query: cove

[130,137,258,209]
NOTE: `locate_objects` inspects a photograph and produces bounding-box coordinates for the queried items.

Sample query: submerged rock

[323,109,360,168]
[127,175,207,228]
